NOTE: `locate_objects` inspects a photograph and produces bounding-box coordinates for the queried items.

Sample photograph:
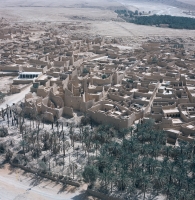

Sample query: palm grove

[1,105,195,199]
[115,10,195,30]
[83,119,195,200]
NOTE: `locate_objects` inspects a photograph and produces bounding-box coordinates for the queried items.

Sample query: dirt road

[0,164,90,200]
[0,85,32,110]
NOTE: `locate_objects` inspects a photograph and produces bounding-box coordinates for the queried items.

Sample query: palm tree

[19,140,28,156]
[140,172,151,200]
[93,139,100,158]
[82,165,99,188]
[129,126,134,138]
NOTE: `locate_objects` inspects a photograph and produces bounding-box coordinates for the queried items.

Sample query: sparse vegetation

[102,74,107,79]
[0,91,6,102]
[83,68,89,74]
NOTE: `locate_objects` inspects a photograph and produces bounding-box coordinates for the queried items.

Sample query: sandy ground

[0,5,195,41]
[0,84,32,109]
[0,76,16,94]
[0,164,96,200]
[86,20,195,39]
[0,7,117,23]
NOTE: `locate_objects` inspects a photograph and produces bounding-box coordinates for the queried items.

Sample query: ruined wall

[186,87,195,103]
[151,106,162,113]
[49,90,64,108]
[64,89,84,111]
[73,58,83,67]
[61,57,71,67]
[144,75,161,81]
[41,101,63,119]
[69,69,78,80]
[134,91,152,98]
[158,118,173,129]
[178,98,189,104]
[165,130,180,141]
[51,84,58,94]
[181,126,195,136]
[180,111,190,122]
[42,111,54,123]
[42,97,49,106]
[156,93,175,98]
[37,87,49,98]
[93,75,112,86]
[0,65,22,72]
[29,59,48,66]
[88,104,101,112]
[146,113,163,122]
[25,106,35,115]
[22,66,47,73]
[53,61,65,67]
[142,80,160,115]
[162,103,177,110]
[154,98,178,105]
[131,99,149,106]
[178,135,194,142]
[108,93,126,102]
[63,106,74,117]
[164,76,179,82]
[44,80,51,88]
[113,73,124,85]
[135,111,144,120]
[86,92,103,102]
[62,76,70,90]
[13,79,34,84]
[80,100,94,113]
[25,93,33,99]
[88,109,132,129]
[178,103,195,123]
[87,86,104,93]
[88,101,136,129]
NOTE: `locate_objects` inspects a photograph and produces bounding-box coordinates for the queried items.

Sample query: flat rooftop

[166,129,181,134]
[163,108,179,114]
[19,72,42,75]
[172,118,183,124]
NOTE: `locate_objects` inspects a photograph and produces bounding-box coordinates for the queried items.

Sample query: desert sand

[0,164,95,200]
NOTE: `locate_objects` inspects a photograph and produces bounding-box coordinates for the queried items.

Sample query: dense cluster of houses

[1,20,195,145]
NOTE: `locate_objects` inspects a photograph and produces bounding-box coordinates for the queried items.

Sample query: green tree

[102,74,107,79]
[82,165,99,186]
[134,10,138,15]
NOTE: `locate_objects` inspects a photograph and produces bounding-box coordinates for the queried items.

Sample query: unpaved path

[0,85,32,110]
[0,164,93,200]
